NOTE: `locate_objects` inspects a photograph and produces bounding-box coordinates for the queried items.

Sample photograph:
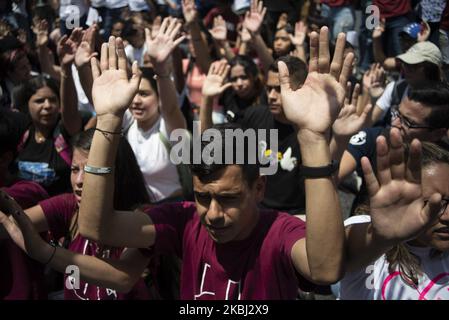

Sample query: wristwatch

[299,160,340,178]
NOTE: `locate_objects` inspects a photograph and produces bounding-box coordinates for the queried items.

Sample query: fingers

[406,139,422,184]
[159,16,169,34]
[278,61,292,93]
[351,83,361,107]
[330,33,345,80]
[376,135,392,185]
[108,36,117,69]
[100,42,108,72]
[362,156,380,196]
[339,52,354,86]
[318,27,330,73]
[169,21,183,40]
[389,128,405,180]
[344,82,351,106]
[308,31,319,73]
[91,57,100,80]
[145,27,151,42]
[173,34,186,47]
[130,61,142,92]
[116,37,127,71]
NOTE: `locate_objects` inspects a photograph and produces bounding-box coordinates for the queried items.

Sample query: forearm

[298,131,345,282]
[294,45,307,64]
[199,95,214,133]
[60,66,82,136]
[78,115,122,241]
[372,36,387,64]
[215,40,235,61]
[250,34,274,75]
[40,243,142,293]
[77,64,94,105]
[154,63,186,133]
[238,41,248,55]
[171,46,185,93]
[187,22,212,73]
[37,46,61,80]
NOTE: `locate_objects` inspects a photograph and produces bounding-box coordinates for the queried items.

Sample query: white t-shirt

[105,0,129,9]
[125,43,148,67]
[123,112,183,202]
[128,0,149,11]
[376,81,409,112]
[340,215,449,300]
[59,0,89,20]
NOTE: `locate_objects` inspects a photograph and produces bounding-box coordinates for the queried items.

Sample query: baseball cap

[400,22,422,39]
[396,41,442,66]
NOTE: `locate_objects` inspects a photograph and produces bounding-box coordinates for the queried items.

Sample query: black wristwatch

[299,160,340,178]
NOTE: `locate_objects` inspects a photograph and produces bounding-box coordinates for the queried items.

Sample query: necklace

[35,131,46,143]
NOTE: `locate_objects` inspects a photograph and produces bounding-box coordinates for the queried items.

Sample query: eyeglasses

[423,197,449,215]
[391,108,434,130]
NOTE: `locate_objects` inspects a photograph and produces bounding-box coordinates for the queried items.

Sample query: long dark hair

[229,55,263,103]
[12,75,60,116]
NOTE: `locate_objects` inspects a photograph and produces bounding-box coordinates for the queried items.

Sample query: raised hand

[57,27,83,67]
[182,0,198,26]
[290,21,308,47]
[372,18,385,39]
[145,17,185,72]
[279,27,354,136]
[0,191,51,263]
[33,19,49,47]
[150,16,162,40]
[75,24,98,68]
[333,83,372,138]
[210,15,227,42]
[276,13,288,30]
[90,36,141,117]
[202,60,232,97]
[362,129,443,245]
[243,0,266,35]
[418,21,431,42]
[363,63,386,99]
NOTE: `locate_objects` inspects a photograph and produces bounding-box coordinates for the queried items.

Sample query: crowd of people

[0,0,449,300]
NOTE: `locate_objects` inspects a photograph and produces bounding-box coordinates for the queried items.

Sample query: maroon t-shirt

[0,180,49,300]
[143,201,307,300]
[373,0,411,18]
[321,0,352,7]
[40,193,151,300]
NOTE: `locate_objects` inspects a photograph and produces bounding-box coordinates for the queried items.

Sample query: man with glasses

[336,82,449,215]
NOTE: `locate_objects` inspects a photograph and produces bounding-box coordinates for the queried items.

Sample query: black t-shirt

[14,112,91,196]
[220,89,258,124]
[241,104,305,213]
[346,127,387,214]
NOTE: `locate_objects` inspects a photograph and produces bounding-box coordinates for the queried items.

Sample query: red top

[373,0,411,19]
[321,0,352,7]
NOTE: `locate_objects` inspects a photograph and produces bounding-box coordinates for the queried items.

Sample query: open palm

[363,129,443,244]
[333,83,372,137]
[202,60,232,97]
[279,28,354,134]
[243,0,266,34]
[91,37,141,117]
[146,18,184,66]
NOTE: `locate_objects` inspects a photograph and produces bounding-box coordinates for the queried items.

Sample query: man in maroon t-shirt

[1,29,354,300]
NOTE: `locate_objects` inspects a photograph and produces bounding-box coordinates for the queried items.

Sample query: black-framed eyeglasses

[423,197,449,215]
[391,108,434,130]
